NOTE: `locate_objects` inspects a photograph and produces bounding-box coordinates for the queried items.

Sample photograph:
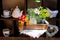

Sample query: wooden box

[18,24,48,32]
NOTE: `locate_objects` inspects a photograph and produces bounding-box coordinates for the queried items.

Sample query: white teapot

[12,6,23,18]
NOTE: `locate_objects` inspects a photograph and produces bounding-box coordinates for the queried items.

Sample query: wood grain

[0,37,60,40]
[18,24,47,32]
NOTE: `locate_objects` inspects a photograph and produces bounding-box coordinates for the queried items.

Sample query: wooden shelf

[0,17,58,20]
[0,37,60,40]
[0,17,18,20]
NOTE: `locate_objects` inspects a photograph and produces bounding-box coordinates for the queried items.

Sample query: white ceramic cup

[3,10,10,16]
[3,29,10,37]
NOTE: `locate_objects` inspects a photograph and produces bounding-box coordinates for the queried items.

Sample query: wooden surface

[0,37,60,40]
[2,0,26,10]
[19,24,48,32]
[43,0,57,10]
[27,0,42,8]
[25,24,47,30]
[0,17,18,20]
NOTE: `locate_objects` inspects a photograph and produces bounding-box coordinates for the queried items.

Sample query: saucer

[1,15,11,18]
